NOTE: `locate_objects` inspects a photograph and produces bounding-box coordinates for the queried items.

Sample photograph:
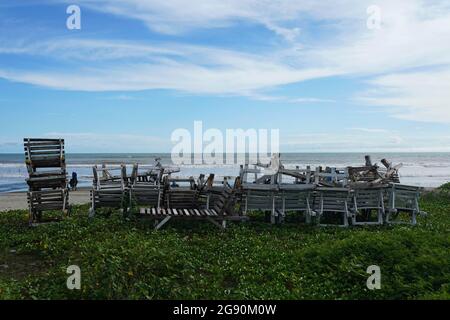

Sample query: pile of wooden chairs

[89,164,127,217]
[238,155,426,227]
[88,163,248,229]
[24,138,69,225]
[23,138,425,229]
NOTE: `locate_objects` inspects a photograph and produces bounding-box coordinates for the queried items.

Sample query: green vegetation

[1,187,449,300]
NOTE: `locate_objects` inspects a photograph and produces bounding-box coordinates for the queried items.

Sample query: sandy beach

[0,188,91,212]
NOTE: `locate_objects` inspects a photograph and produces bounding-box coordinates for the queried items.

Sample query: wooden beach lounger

[24,138,69,225]
[315,187,352,227]
[89,165,127,217]
[384,184,426,225]
[140,178,246,230]
[242,184,283,224]
[350,186,385,225]
[128,164,163,210]
[27,189,69,225]
[278,184,315,224]
[24,138,67,189]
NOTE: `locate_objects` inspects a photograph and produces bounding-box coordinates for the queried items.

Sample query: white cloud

[0,39,337,93]
[348,128,389,133]
[357,68,450,123]
[1,0,450,123]
[281,131,450,152]
[43,132,170,152]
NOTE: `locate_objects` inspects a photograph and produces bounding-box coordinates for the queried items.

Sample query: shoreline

[0,188,91,212]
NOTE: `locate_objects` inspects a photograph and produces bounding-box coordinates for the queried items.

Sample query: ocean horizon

[1,152,449,193]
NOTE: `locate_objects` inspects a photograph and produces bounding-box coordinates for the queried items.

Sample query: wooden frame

[384,184,425,225]
[278,184,315,224]
[140,178,248,230]
[242,185,282,224]
[315,187,351,227]
[351,187,385,225]
[128,164,163,210]
[23,138,69,225]
[89,165,127,217]
[27,189,69,225]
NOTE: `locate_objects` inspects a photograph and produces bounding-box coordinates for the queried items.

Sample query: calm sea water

[1,153,449,193]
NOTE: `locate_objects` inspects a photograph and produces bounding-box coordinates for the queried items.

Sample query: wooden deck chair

[201,174,235,210]
[242,185,282,224]
[89,165,127,217]
[315,187,351,227]
[128,164,163,210]
[278,184,315,224]
[164,177,200,209]
[27,189,69,225]
[24,138,67,190]
[140,178,246,230]
[350,186,385,225]
[24,138,69,225]
[384,184,425,225]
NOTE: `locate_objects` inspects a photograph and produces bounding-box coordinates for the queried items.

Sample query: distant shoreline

[0,188,91,212]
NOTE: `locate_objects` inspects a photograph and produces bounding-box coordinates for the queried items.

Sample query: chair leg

[155,216,172,230]
[343,212,349,227]
[88,207,95,218]
[306,210,311,224]
[206,217,226,230]
[411,211,417,226]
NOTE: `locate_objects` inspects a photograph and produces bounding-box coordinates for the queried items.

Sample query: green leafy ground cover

[0,187,449,300]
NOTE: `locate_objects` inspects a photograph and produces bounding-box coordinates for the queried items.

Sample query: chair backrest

[280,187,313,211]
[244,188,280,211]
[212,180,241,215]
[24,138,65,173]
[352,187,384,210]
[386,184,421,211]
[92,164,127,190]
[316,187,351,211]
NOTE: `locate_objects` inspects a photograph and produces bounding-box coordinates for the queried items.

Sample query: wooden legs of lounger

[152,216,227,230]
[154,216,172,230]
[385,209,418,226]
[206,217,227,230]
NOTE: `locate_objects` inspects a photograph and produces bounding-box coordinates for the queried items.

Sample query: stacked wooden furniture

[384,183,423,225]
[84,154,426,228]
[240,162,315,224]
[315,187,351,227]
[128,163,164,210]
[238,155,426,226]
[350,186,385,225]
[24,138,69,225]
[89,165,127,217]
[139,176,247,230]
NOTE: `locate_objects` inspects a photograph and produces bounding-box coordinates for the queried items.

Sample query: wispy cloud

[348,128,389,134]
[356,68,450,123]
[1,0,450,123]
[281,131,450,152]
[43,132,170,152]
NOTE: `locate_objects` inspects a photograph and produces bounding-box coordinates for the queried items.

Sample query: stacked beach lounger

[24,138,69,225]
[238,155,426,227]
[89,164,127,217]
[85,155,425,228]
[139,176,248,230]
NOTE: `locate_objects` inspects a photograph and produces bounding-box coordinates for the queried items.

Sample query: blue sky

[1,0,450,153]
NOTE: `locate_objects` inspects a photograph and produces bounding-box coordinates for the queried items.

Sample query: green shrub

[0,186,449,300]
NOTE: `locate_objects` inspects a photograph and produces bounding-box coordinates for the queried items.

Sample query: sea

[1,153,449,193]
